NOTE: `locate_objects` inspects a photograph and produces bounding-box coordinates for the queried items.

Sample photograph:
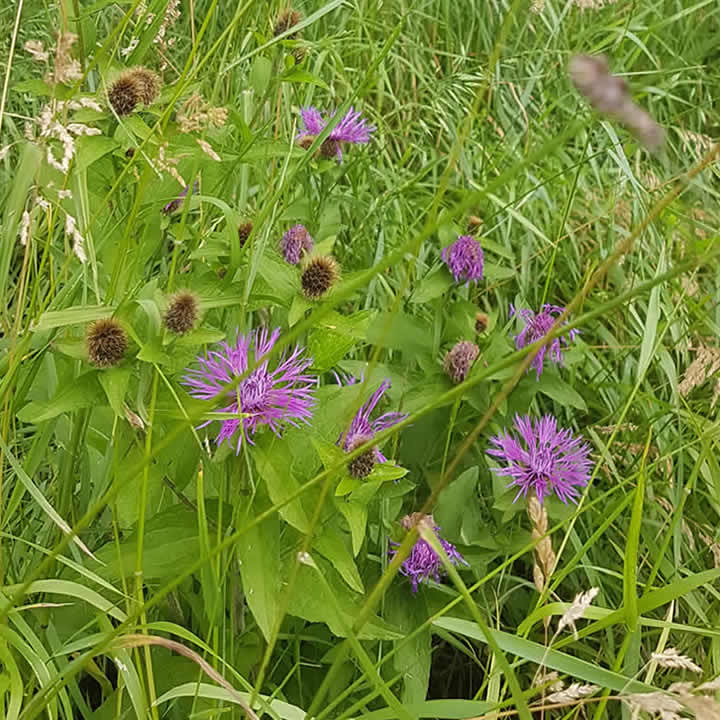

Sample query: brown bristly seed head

[108,74,140,116]
[297,135,314,150]
[274,9,302,38]
[238,222,253,247]
[301,256,340,300]
[164,291,199,335]
[87,318,128,367]
[475,312,490,333]
[128,67,160,105]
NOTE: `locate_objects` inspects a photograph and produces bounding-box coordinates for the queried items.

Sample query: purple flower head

[163,181,199,215]
[335,375,407,464]
[297,106,376,162]
[510,304,579,379]
[487,414,592,505]
[183,327,317,453]
[441,235,485,285]
[281,224,314,264]
[390,513,467,593]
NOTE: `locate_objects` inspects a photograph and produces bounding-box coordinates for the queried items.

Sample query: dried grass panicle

[678,343,720,398]
[197,138,221,161]
[546,683,599,703]
[177,93,228,133]
[156,142,186,186]
[534,670,563,692]
[557,587,599,638]
[527,492,556,592]
[625,692,685,717]
[24,40,49,62]
[48,32,82,85]
[651,648,702,674]
[569,54,664,150]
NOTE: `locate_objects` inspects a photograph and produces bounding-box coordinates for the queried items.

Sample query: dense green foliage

[1,0,719,718]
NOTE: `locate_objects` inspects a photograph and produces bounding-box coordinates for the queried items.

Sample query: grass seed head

[301,256,340,299]
[87,318,128,367]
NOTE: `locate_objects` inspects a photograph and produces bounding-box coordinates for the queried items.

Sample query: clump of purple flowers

[390,513,467,593]
[441,235,484,285]
[281,224,314,264]
[487,414,592,505]
[511,304,579,379]
[183,327,317,453]
[297,106,375,162]
[336,374,407,465]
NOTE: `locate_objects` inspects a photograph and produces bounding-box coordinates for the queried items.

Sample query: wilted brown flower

[301,256,340,299]
[87,318,128,367]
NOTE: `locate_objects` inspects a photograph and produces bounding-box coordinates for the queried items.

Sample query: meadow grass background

[1,0,719,718]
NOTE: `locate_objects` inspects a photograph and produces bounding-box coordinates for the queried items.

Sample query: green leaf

[250,56,273,96]
[386,584,431,705]
[366,312,430,353]
[336,499,367,556]
[280,68,329,89]
[75,135,118,171]
[637,249,664,381]
[154,682,305,720]
[538,373,587,411]
[434,617,655,693]
[625,456,646,631]
[237,513,280,642]
[410,266,453,304]
[17,372,105,424]
[32,305,117,331]
[313,528,364,592]
[254,439,311,533]
[98,366,131,417]
[289,560,399,640]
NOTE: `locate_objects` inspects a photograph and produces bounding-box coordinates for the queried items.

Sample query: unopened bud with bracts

[475,312,490,334]
[443,340,479,384]
[238,221,253,248]
[274,9,302,38]
[164,291,199,335]
[86,318,128,368]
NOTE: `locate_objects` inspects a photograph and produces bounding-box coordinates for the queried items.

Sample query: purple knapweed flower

[281,224,314,264]
[441,235,485,285]
[511,304,579,379]
[163,181,199,215]
[297,106,375,162]
[390,513,467,593]
[336,374,407,465]
[487,414,592,505]
[183,327,317,453]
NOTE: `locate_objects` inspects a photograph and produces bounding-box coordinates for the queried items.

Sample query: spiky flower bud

[475,312,490,333]
[238,222,253,248]
[164,291,199,335]
[443,340,479,384]
[301,256,340,300]
[87,318,128,368]
[274,9,302,38]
